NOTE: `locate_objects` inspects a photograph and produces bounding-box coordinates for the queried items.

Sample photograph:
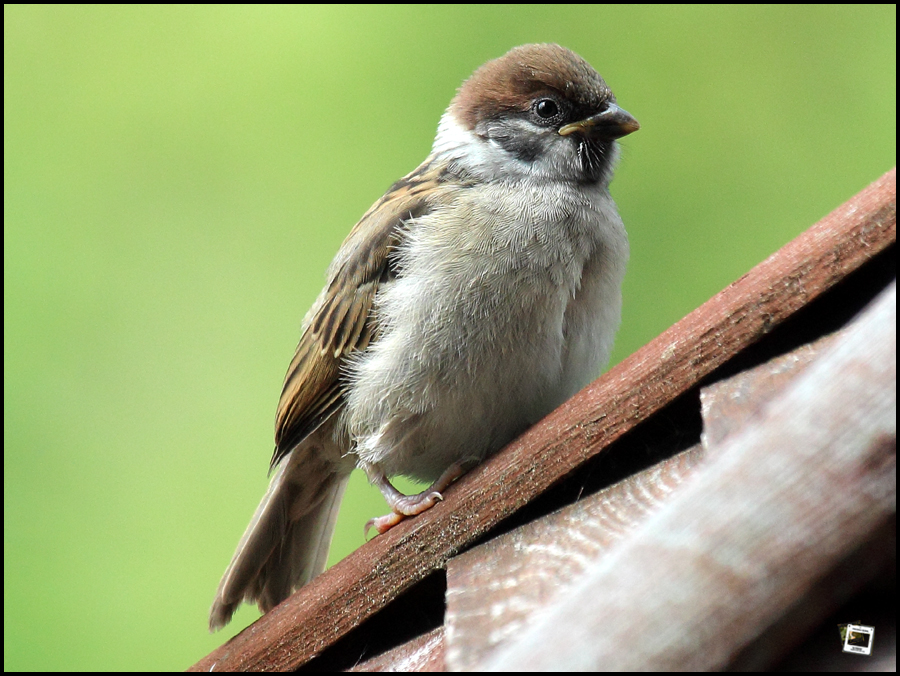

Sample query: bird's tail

[209,445,350,631]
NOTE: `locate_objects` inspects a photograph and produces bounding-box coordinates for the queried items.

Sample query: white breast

[344,175,628,482]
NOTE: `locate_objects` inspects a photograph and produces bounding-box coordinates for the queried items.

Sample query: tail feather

[209,444,350,631]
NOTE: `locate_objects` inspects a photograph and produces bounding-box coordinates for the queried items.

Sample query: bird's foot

[363,459,474,537]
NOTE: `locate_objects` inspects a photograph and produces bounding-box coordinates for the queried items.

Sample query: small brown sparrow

[209,43,638,630]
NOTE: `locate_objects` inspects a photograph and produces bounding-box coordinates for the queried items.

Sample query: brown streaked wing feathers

[271,160,450,468]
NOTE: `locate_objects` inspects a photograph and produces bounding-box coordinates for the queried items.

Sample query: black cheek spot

[494,131,543,163]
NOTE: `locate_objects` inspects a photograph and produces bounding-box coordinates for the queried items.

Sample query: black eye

[534,98,560,119]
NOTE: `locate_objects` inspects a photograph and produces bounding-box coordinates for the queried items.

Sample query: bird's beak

[559,104,640,140]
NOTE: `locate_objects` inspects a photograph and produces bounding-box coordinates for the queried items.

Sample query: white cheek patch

[432,113,512,179]
[431,111,605,185]
[431,113,476,155]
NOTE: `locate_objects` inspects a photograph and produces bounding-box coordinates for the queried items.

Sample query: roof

[192,168,896,672]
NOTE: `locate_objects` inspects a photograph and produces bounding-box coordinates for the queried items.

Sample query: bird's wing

[271,158,456,467]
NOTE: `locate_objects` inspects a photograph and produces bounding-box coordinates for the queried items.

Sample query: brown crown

[450,44,613,131]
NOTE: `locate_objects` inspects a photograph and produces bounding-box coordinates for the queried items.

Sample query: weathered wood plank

[191,169,894,672]
[484,282,896,671]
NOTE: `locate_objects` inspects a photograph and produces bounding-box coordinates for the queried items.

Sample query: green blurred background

[4,5,895,670]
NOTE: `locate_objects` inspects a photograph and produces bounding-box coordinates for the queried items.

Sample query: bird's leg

[364,461,471,536]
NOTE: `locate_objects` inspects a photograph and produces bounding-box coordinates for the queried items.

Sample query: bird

[209,43,638,630]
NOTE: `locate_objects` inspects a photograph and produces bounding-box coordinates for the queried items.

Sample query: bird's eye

[534,98,560,120]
